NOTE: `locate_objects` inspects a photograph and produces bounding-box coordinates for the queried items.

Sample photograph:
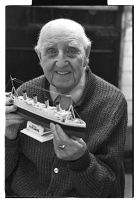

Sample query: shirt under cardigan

[5,67,128,197]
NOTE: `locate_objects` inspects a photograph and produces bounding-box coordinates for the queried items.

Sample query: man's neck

[50,69,86,104]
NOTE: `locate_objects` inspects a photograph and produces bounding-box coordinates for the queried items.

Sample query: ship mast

[10,75,18,97]
[69,105,75,119]
[7,76,83,122]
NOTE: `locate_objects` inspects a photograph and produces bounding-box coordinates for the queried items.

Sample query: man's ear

[35,47,41,60]
[85,45,91,65]
[85,44,91,58]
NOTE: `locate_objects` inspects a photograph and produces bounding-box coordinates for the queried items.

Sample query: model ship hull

[14,97,86,139]
[17,107,85,139]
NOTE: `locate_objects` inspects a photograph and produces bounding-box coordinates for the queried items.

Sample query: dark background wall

[5,6,133,196]
[6,6,123,91]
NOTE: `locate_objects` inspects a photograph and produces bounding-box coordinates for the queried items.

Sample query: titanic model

[6,76,86,142]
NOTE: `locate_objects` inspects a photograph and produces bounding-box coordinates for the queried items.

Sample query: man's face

[39,26,87,93]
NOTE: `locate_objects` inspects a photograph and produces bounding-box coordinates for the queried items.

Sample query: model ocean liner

[6,76,86,142]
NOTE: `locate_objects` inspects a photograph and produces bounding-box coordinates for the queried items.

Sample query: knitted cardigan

[5,68,128,197]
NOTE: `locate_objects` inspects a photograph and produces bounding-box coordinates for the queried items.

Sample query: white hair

[35,18,91,52]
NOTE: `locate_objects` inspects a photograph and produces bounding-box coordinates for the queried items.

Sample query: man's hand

[6,93,25,140]
[50,123,87,161]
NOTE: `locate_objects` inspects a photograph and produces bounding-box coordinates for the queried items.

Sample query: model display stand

[21,121,53,142]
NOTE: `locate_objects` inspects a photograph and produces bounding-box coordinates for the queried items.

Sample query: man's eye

[67,47,79,56]
[47,48,57,54]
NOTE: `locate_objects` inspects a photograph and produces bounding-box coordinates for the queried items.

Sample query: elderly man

[5,18,127,197]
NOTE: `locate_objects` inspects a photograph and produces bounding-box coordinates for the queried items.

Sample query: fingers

[6,113,25,128]
[50,123,61,157]
[50,123,60,147]
[6,105,17,114]
[50,123,60,141]
[5,92,11,98]
[6,94,18,113]
[50,123,80,145]
[55,124,69,141]
[50,123,69,145]
[6,119,25,127]
[6,113,24,121]
[50,123,87,161]
[6,94,14,105]
[71,136,85,145]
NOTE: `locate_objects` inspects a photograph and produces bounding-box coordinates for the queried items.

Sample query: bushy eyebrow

[68,41,79,47]
[42,41,81,51]
[42,42,55,49]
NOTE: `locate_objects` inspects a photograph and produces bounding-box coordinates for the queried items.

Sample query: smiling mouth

[56,71,71,75]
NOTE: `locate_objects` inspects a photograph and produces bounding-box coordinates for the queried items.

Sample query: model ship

[6,76,86,142]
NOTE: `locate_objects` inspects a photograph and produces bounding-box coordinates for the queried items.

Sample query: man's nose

[56,51,67,68]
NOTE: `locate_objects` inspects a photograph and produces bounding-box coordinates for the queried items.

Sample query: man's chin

[51,78,76,93]
[53,84,74,94]
[57,87,72,94]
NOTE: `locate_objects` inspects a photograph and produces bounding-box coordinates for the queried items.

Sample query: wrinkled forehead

[40,25,84,47]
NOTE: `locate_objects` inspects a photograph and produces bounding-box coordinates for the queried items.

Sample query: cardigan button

[54,167,59,173]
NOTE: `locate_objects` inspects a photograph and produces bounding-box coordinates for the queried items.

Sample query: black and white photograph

[5,4,133,198]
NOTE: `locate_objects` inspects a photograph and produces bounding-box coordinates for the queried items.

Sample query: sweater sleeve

[5,135,20,179]
[68,96,128,197]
